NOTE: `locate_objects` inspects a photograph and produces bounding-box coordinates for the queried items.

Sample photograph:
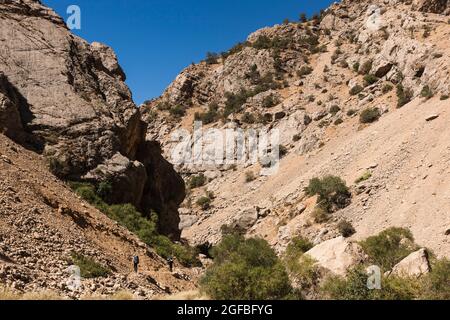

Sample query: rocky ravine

[142,0,450,257]
[0,133,199,299]
[0,0,185,239]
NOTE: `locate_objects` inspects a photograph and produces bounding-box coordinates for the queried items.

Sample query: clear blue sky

[42,0,336,105]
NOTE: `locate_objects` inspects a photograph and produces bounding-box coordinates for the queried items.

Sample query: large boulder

[390,248,431,277]
[305,237,367,276]
[84,153,147,208]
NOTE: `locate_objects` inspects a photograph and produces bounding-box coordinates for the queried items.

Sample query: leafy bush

[169,105,186,118]
[382,83,394,94]
[305,175,351,212]
[200,235,293,300]
[245,171,256,183]
[422,258,450,300]
[334,118,343,126]
[440,95,449,100]
[262,94,279,108]
[196,196,212,210]
[396,84,413,108]
[189,173,207,189]
[312,206,329,223]
[355,171,372,184]
[346,109,357,117]
[359,227,416,271]
[279,145,288,158]
[297,65,313,77]
[194,103,220,125]
[420,85,433,99]
[292,134,302,142]
[349,85,363,96]
[285,236,314,258]
[69,252,111,278]
[205,52,219,65]
[48,157,67,178]
[360,107,381,124]
[241,112,256,124]
[363,74,379,86]
[358,60,373,75]
[352,62,360,73]
[96,180,113,201]
[337,220,356,238]
[329,105,341,115]
[321,267,419,300]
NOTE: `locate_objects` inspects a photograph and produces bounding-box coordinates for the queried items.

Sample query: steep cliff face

[142,0,450,256]
[0,0,185,238]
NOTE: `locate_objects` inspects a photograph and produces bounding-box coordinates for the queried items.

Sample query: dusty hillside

[0,133,198,299]
[142,0,450,257]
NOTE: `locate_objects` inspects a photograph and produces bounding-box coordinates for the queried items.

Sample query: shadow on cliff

[0,73,45,152]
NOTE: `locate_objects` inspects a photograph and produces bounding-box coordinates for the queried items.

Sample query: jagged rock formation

[0,0,185,238]
[142,0,450,258]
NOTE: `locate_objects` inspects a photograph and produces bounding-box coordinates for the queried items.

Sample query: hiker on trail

[133,255,140,273]
[167,256,174,272]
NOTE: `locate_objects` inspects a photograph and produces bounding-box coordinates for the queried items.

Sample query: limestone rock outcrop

[0,0,185,238]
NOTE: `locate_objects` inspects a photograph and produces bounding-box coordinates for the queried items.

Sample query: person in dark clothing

[133,255,140,273]
[167,256,174,272]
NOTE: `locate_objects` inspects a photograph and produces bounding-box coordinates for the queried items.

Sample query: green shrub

[200,235,293,300]
[96,180,113,201]
[285,236,314,258]
[312,206,329,223]
[292,134,302,142]
[440,95,449,100]
[194,103,220,124]
[346,109,357,117]
[262,95,279,108]
[70,252,111,278]
[352,62,360,73]
[360,107,381,124]
[363,74,379,86]
[422,258,450,299]
[358,60,373,75]
[349,85,363,96]
[196,196,212,210]
[396,84,413,108]
[337,220,356,238]
[48,157,67,178]
[382,83,394,94]
[297,65,313,77]
[245,171,256,183]
[420,85,433,99]
[279,145,288,158]
[355,171,372,184]
[359,227,416,271]
[205,52,219,65]
[305,175,351,212]
[169,105,186,118]
[329,105,341,115]
[321,267,419,300]
[334,118,343,126]
[189,173,207,189]
[241,112,256,124]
